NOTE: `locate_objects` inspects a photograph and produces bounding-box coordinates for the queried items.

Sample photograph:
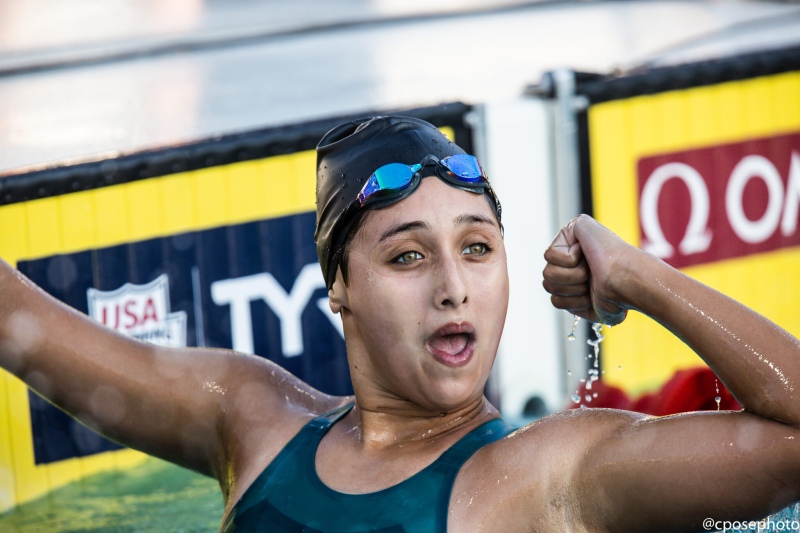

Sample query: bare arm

[542,215,800,531]
[0,258,336,495]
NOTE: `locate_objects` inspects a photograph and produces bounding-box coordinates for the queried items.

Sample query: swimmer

[1,116,799,531]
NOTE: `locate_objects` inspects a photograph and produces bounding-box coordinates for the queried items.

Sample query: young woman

[1,116,798,532]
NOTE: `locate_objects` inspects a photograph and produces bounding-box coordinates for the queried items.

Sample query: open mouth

[426,323,476,367]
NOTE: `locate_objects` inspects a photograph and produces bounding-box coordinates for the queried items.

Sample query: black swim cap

[314,115,498,289]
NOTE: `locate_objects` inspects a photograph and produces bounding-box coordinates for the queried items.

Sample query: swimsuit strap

[430,417,518,532]
[307,402,355,433]
[221,403,354,532]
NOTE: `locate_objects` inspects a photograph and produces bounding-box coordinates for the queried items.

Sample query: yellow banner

[589,71,800,395]
[0,150,316,512]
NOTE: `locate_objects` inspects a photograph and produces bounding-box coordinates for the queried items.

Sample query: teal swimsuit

[221,403,516,532]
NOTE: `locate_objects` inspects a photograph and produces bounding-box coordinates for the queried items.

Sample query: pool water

[0,457,223,532]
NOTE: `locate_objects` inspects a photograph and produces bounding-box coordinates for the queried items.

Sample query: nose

[434,252,468,309]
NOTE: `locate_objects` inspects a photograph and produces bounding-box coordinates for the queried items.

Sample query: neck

[343,395,498,451]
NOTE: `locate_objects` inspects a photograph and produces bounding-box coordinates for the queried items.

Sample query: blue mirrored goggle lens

[374,163,418,189]
[440,154,483,183]
[357,163,421,205]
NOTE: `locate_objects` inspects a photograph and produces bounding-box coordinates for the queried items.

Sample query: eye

[394,251,424,265]
[462,243,491,256]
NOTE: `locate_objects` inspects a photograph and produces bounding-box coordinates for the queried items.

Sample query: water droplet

[585,394,592,403]
[567,370,571,376]
[618,365,622,370]
[715,396,721,410]
[571,394,580,403]
[568,315,580,340]
[593,392,598,398]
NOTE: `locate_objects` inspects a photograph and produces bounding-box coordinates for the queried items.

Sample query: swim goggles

[355,154,501,217]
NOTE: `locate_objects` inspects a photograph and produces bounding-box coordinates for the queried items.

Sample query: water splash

[584,323,604,397]
[569,319,607,407]
[567,315,581,341]
[715,379,721,411]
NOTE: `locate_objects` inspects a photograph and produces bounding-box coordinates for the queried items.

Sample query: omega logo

[638,133,800,268]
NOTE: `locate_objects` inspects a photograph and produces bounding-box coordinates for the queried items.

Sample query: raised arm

[0,258,335,496]
[542,215,800,531]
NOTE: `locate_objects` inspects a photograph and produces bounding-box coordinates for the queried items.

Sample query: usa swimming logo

[87,274,187,348]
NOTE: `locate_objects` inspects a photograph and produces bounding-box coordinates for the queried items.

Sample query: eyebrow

[378,214,497,243]
[379,221,431,242]
[454,213,497,228]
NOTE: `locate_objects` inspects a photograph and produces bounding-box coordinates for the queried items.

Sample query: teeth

[430,333,469,355]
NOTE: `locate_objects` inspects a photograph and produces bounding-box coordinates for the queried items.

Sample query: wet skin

[0,178,799,531]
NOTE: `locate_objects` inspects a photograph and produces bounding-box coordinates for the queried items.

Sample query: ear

[328,267,350,314]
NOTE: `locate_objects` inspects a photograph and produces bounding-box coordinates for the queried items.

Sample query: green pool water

[0,457,224,532]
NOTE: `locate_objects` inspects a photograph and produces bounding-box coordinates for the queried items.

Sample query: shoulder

[216,349,349,419]
[212,350,352,503]
[448,408,646,531]
[461,408,647,474]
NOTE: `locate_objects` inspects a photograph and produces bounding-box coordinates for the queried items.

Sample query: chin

[416,379,486,414]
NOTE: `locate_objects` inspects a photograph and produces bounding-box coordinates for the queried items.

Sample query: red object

[569,367,741,415]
